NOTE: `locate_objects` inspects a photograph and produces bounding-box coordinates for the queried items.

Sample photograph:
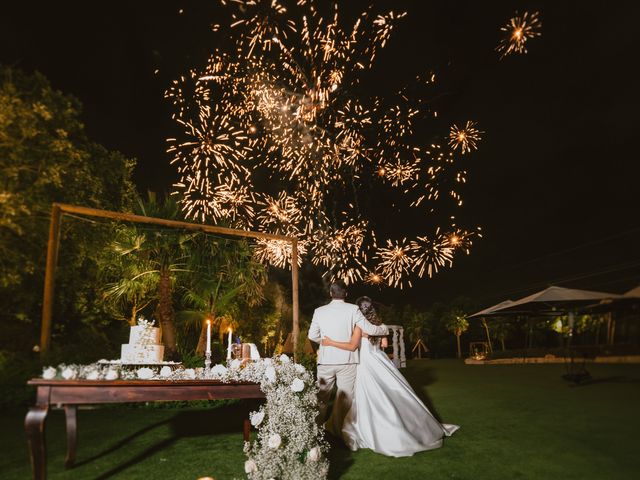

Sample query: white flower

[61,367,77,380]
[136,367,154,380]
[244,459,257,473]
[279,353,290,363]
[294,363,306,373]
[105,369,119,380]
[159,366,172,378]
[267,433,282,449]
[230,358,242,370]
[184,368,196,379]
[211,364,228,377]
[307,446,321,462]
[290,378,305,393]
[86,370,100,380]
[42,367,57,380]
[262,358,273,365]
[250,410,265,427]
[264,366,276,383]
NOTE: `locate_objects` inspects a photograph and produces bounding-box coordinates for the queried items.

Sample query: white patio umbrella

[470,286,623,345]
[471,286,622,318]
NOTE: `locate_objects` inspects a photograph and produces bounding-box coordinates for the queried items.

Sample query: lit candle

[227,327,232,360]
[206,319,211,354]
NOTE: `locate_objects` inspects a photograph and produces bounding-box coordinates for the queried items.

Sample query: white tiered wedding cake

[121,318,164,364]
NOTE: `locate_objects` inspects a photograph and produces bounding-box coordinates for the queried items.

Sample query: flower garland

[41,355,329,479]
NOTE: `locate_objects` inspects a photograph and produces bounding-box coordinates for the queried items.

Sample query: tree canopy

[0,65,136,356]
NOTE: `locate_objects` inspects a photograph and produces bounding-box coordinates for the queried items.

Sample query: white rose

[264,366,276,383]
[86,370,100,380]
[267,433,282,449]
[137,367,154,380]
[61,367,77,380]
[244,459,257,473]
[42,367,57,380]
[279,354,290,363]
[262,358,273,366]
[307,446,321,462]
[160,366,172,378]
[290,378,305,393]
[230,359,241,370]
[211,364,228,377]
[250,410,265,427]
[294,363,306,373]
[184,368,196,379]
[105,369,119,380]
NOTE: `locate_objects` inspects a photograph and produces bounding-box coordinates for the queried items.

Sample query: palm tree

[405,310,431,358]
[490,318,512,351]
[480,318,493,353]
[178,233,266,355]
[101,193,192,358]
[445,311,469,359]
[101,228,156,325]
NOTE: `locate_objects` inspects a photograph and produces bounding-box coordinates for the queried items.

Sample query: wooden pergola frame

[40,203,300,360]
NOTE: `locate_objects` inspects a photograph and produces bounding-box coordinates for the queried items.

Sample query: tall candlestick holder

[204,351,211,375]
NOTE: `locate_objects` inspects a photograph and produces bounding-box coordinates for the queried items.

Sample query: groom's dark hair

[329,280,348,299]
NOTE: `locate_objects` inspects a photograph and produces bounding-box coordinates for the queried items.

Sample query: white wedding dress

[341,338,459,457]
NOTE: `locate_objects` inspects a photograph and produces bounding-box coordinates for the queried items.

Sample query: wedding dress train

[341,339,459,457]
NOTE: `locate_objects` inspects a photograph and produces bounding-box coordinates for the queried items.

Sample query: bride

[321,296,459,457]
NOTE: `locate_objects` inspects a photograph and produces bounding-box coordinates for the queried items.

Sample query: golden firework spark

[409,229,453,278]
[253,238,306,269]
[448,121,482,154]
[168,0,482,285]
[364,271,384,285]
[496,11,542,59]
[375,239,414,289]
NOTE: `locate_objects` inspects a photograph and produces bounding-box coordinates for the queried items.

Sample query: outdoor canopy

[469,286,623,318]
[582,284,640,313]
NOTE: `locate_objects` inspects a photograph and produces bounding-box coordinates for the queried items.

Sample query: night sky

[2,0,639,308]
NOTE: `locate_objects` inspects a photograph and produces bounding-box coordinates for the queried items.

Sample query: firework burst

[448,121,483,154]
[168,0,481,286]
[375,239,414,289]
[496,11,542,59]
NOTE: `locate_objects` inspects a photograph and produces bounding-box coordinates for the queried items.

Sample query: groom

[307,280,388,437]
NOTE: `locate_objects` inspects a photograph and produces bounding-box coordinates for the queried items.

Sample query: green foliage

[177,226,267,354]
[489,318,513,351]
[444,313,469,336]
[0,65,136,358]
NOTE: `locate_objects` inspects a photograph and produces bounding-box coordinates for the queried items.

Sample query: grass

[1,360,639,479]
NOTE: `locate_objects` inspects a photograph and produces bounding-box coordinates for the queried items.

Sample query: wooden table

[25,379,265,480]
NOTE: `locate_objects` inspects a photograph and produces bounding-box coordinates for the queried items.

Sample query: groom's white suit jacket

[308,299,389,364]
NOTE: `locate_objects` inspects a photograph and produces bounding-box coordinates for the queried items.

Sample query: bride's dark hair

[356,296,381,326]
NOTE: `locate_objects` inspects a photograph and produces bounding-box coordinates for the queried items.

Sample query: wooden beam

[40,204,62,356]
[54,203,294,242]
[291,239,300,362]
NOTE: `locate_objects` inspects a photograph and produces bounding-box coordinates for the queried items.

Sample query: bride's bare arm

[321,327,362,352]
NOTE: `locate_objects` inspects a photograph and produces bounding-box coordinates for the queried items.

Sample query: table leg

[243,418,250,443]
[64,405,77,468]
[25,406,49,480]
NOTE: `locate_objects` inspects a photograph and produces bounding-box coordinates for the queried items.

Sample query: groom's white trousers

[317,363,357,436]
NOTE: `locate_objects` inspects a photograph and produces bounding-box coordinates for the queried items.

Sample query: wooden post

[40,204,63,357]
[291,239,300,362]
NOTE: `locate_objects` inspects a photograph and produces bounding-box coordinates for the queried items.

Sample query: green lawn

[1,360,639,479]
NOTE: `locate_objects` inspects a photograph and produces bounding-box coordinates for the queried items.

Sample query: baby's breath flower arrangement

[41,354,329,479]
